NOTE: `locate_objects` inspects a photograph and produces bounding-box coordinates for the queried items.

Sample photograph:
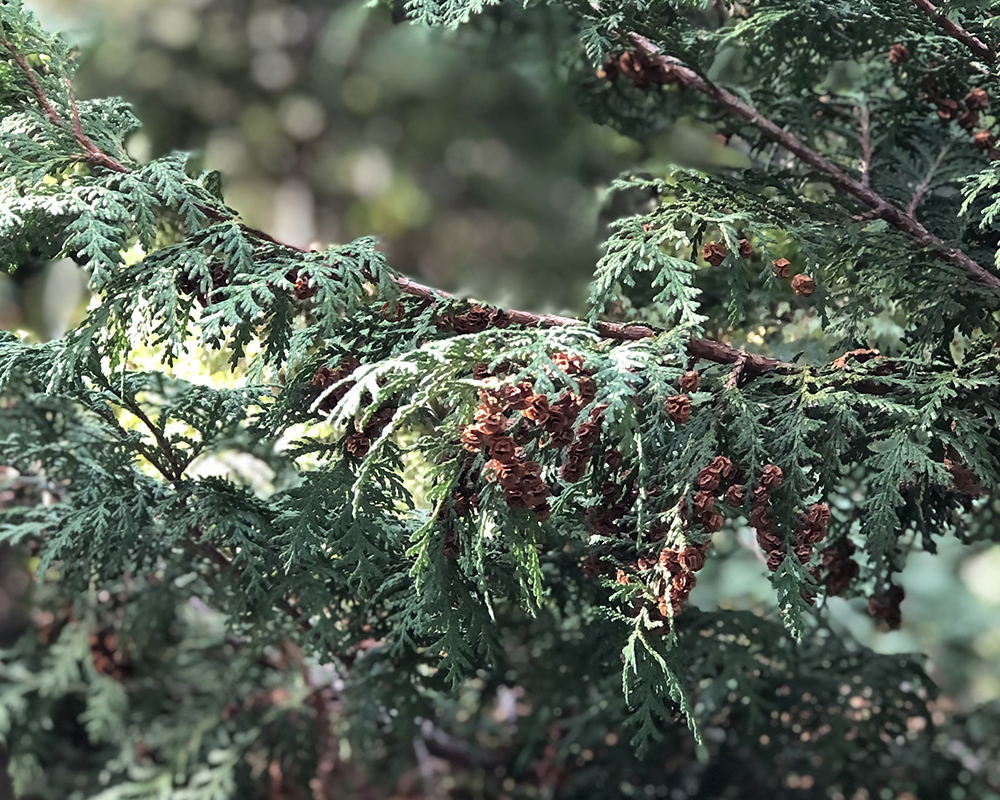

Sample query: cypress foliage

[2,0,1000,796]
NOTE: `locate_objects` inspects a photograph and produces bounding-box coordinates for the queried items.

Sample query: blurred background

[4,0,1000,743]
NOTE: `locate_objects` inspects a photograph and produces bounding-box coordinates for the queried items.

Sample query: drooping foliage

[2,0,1000,797]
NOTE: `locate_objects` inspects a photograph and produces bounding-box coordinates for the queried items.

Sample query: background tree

[3,0,1000,798]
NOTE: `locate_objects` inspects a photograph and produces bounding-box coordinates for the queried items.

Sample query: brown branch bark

[1,35,127,172]
[627,33,1000,293]
[909,0,997,65]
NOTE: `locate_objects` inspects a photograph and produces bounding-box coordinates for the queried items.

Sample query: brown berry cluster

[819,537,860,597]
[790,503,831,566]
[687,456,740,535]
[701,238,752,267]
[749,464,786,571]
[595,50,681,90]
[89,628,132,681]
[868,583,905,630]
[436,304,510,334]
[655,542,712,619]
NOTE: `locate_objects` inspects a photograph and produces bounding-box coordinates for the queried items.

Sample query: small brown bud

[791,273,816,297]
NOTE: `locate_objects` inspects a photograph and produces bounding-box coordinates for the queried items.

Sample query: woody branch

[626,33,1000,294]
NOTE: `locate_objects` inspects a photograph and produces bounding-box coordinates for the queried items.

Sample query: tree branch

[0,35,127,172]
[627,33,1000,294]
[908,0,997,65]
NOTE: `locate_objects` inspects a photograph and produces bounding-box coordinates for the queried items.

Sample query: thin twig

[909,0,997,65]
[907,143,951,219]
[859,104,872,190]
[627,33,1000,293]
[0,36,61,125]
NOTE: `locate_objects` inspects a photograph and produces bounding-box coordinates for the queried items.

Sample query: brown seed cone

[701,240,728,266]
[666,395,692,424]
[678,546,707,572]
[679,370,701,392]
[696,469,721,493]
[473,410,508,436]
[488,436,518,464]
[576,420,601,446]
[725,484,746,507]
[671,571,696,596]
[791,273,816,296]
[738,238,753,259]
[756,530,782,553]
[936,98,960,121]
[553,352,586,375]
[534,502,552,521]
[345,432,371,458]
[616,569,630,585]
[522,394,551,423]
[974,130,997,150]
[658,548,681,573]
[605,449,624,469]
[293,275,318,300]
[760,464,784,490]
[707,456,736,480]
[966,87,989,111]
[550,428,575,448]
[794,542,813,564]
[772,258,792,279]
[461,426,488,452]
[766,549,786,572]
[692,490,715,513]
[888,43,910,64]
[701,510,724,533]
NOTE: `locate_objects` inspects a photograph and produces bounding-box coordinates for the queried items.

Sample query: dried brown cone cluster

[596,50,681,90]
[343,404,396,460]
[177,263,232,307]
[819,537,860,597]
[460,353,598,521]
[868,583,905,630]
[688,456,740,535]
[654,541,712,621]
[311,356,361,413]
[791,503,831,567]
[749,464,786,572]
[915,62,996,156]
[89,627,132,681]
[436,304,510,334]
[700,238,752,267]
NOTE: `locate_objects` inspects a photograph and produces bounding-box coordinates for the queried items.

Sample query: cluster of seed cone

[655,542,712,620]
[311,357,395,458]
[436,303,511,334]
[459,353,600,522]
[748,465,787,572]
